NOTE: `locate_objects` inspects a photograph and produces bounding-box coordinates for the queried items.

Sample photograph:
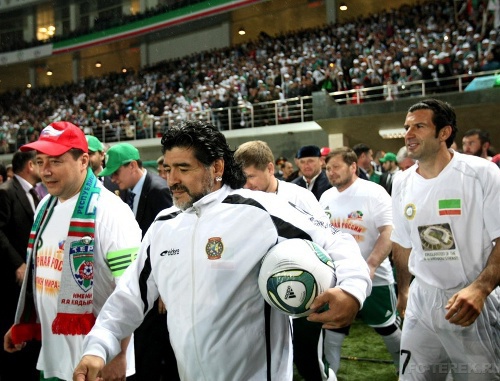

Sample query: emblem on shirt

[69,240,95,292]
[404,203,416,220]
[206,237,224,260]
[438,199,461,216]
[347,210,363,220]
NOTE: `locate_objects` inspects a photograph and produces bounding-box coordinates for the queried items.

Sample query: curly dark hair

[161,120,246,189]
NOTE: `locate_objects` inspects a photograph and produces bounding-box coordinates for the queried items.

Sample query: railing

[1,69,498,154]
[327,69,499,105]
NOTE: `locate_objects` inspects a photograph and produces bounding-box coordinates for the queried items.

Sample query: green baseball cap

[379,152,397,163]
[98,143,140,177]
[86,135,103,152]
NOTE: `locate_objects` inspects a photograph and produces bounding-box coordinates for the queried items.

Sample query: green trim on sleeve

[107,247,139,277]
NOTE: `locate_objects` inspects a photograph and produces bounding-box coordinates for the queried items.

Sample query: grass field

[294,318,398,381]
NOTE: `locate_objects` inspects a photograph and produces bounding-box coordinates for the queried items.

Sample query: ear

[267,162,275,175]
[80,153,90,169]
[439,125,452,142]
[213,158,224,178]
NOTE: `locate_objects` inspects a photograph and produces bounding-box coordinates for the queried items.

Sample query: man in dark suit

[0,151,41,381]
[99,143,178,381]
[379,152,400,195]
[292,145,331,200]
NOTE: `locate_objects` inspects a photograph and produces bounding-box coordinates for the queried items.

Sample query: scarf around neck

[11,168,101,344]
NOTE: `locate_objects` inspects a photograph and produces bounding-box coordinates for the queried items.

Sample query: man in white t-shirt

[4,122,142,381]
[234,140,334,381]
[319,147,401,375]
[392,99,500,380]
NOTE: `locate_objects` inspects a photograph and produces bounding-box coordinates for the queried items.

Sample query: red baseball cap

[20,121,88,156]
[320,147,331,157]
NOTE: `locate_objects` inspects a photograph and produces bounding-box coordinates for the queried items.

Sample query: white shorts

[399,278,500,381]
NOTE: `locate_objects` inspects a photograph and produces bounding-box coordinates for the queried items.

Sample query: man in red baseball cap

[5,121,141,381]
[19,122,89,201]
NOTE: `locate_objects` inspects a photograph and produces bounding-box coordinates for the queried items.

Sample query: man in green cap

[98,142,178,381]
[379,152,399,195]
[85,135,121,197]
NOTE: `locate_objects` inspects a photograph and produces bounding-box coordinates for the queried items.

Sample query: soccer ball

[258,238,337,318]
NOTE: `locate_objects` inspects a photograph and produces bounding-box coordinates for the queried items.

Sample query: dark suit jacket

[380,171,397,195]
[291,170,332,200]
[0,177,35,310]
[358,167,369,181]
[134,171,173,237]
[0,178,41,381]
[131,172,178,379]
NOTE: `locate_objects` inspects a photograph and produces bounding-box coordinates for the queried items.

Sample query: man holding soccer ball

[73,120,371,381]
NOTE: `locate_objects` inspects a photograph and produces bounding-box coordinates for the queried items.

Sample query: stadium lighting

[46,68,53,76]
[238,27,246,36]
[95,61,102,68]
[339,2,347,11]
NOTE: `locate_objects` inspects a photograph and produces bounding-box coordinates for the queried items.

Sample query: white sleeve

[390,173,412,249]
[82,227,159,362]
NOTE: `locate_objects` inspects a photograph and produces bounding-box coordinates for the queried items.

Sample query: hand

[15,263,27,286]
[158,298,166,315]
[445,284,487,327]
[307,288,360,329]
[4,327,25,353]
[100,352,126,381]
[396,291,408,319]
[73,355,105,381]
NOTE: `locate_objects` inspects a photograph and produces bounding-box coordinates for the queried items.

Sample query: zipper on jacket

[190,206,207,380]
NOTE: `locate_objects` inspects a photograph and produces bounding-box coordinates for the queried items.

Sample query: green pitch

[293,318,398,381]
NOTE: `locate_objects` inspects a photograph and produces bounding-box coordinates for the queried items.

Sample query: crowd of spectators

[1,0,499,153]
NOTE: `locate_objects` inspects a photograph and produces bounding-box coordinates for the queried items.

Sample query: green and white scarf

[11,168,101,343]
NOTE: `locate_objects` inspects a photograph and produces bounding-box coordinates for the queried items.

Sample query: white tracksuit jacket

[82,185,371,381]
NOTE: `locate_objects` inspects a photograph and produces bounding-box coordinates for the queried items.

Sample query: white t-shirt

[35,187,142,380]
[320,178,394,286]
[391,151,500,289]
[276,179,329,225]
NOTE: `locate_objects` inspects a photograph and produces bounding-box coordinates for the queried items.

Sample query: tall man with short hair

[392,99,500,380]
[235,140,334,381]
[320,147,401,374]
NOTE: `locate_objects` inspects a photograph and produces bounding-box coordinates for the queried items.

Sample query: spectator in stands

[0,0,498,145]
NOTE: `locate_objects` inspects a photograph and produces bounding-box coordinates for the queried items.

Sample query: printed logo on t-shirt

[438,199,461,216]
[417,223,459,261]
[404,203,416,220]
[347,210,363,220]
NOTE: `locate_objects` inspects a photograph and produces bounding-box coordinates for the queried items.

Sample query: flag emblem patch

[438,199,461,216]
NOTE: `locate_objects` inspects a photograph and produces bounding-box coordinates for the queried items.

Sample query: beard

[171,172,215,211]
